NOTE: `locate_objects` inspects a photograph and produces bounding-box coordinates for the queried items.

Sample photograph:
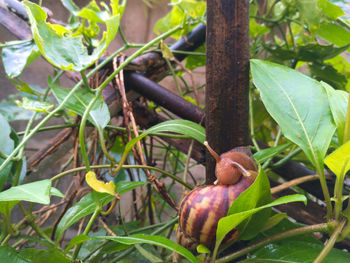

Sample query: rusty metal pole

[206,0,250,183]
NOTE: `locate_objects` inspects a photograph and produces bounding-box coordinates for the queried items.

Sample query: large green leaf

[0,179,51,215]
[1,40,40,78]
[245,240,350,263]
[0,179,51,203]
[228,169,272,240]
[0,113,14,190]
[91,234,198,263]
[55,192,113,240]
[213,169,272,253]
[215,195,307,253]
[115,120,205,172]
[23,1,121,71]
[250,59,336,169]
[317,22,350,51]
[322,82,348,144]
[50,80,110,129]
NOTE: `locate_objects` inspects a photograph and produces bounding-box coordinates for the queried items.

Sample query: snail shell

[177,172,256,250]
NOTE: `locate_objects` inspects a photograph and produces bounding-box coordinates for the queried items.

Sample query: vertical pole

[205,0,250,183]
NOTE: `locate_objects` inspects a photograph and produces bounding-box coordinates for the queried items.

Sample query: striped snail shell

[177,171,257,250]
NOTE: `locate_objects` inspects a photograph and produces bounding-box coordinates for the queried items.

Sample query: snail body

[177,171,257,250]
[177,142,258,251]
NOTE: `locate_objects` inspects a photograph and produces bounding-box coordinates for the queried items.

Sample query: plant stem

[72,206,100,260]
[215,222,334,263]
[80,70,95,93]
[50,164,193,189]
[313,219,346,263]
[271,174,320,194]
[316,164,333,220]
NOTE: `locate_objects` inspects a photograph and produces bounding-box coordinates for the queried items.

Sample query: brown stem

[271,175,320,194]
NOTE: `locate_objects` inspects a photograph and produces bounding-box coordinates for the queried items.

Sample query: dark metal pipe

[125,71,205,124]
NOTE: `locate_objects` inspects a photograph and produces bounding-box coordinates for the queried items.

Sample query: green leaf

[197,244,210,254]
[135,244,163,263]
[65,234,91,252]
[0,113,15,190]
[23,1,121,71]
[227,169,272,241]
[309,62,347,90]
[253,143,292,164]
[317,22,350,51]
[216,194,306,252]
[116,181,149,195]
[15,97,53,113]
[0,179,51,203]
[91,234,198,263]
[322,81,348,144]
[0,99,34,122]
[318,0,346,20]
[260,213,287,232]
[325,140,350,177]
[19,248,70,263]
[296,0,322,32]
[1,40,40,78]
[245,240,350,263]
[297,43,350,62]
[0,246,28,263]
[185,45,206,71]
[50,79,110,129]
[154,0,206,39]
[115,120,205,172]
[50,187,64,198]
[55,192,114,240]
[250,59,336,170]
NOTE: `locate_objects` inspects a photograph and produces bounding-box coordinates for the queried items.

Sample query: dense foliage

[0,0,350,262]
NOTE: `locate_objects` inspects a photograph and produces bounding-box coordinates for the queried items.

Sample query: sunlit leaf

[86,171,116,196]
[251,59,336,171]
[23,1,121,71]
[325,140,350,177]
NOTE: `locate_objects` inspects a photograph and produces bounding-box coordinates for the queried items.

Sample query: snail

[176,141,258,251]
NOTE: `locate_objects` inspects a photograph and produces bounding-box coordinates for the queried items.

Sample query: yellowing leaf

[160,41,174,60]
[325,141,350,177]
[85,171,115,196]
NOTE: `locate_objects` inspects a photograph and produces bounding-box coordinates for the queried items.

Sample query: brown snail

[177,142,258,251]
